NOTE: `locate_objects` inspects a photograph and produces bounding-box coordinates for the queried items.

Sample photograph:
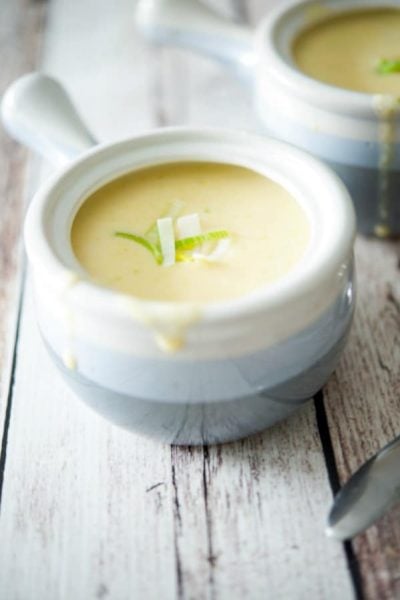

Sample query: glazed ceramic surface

[2,74,355,444]
[135,0,400,237]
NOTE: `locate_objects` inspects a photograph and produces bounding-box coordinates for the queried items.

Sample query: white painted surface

[0,0,399,599]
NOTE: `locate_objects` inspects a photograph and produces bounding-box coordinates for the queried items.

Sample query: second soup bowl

[135,0,400,237]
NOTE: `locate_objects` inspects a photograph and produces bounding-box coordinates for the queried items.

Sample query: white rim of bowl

[24,127,355,325]
[256,0,400,119]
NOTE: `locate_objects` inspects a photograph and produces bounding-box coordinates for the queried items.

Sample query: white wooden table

[0,1,400,598]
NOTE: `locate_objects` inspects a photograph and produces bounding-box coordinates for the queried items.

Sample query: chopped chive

[377,58,400,75]
[115,231,162,264]
[175,250,195,263]
[145,225,160,246]
[175,230,229,251]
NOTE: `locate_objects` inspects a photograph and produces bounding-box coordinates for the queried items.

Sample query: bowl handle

[1,73,97,167]
[134,0,256,79]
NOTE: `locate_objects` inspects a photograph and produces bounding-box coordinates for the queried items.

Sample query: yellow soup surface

[293,9,400,95]
[71,163,310,303]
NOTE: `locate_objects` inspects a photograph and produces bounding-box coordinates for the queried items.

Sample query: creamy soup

[293,9,400,95]
[71,163,310,303]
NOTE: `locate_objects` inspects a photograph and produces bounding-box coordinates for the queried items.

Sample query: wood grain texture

[0,290,354,600]
[0,0,399,599]
[245,2,400,596]
[175,414,352,600]
[0,0,47,453]
[0,1,355,599]
[325,238,400,600]
[0,283,177,600]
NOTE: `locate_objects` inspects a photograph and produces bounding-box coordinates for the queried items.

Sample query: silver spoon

[327,434,400,540]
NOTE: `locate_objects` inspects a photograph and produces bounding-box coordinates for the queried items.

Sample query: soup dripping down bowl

[1,73,356,445]
[135,0,400,238]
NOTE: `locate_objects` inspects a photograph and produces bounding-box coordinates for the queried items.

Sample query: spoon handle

[327,434,400,540]
[1,73,97,167]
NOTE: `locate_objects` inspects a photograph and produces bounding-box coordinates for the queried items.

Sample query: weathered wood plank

[0,282,177,600]
[172,409,354,600]
[43,0,158,140]
[0,1,178,599]
[244,2,400,596]
[152,10,258,133]
[1,0,392,599]
[325,238,400,600]
[0,0,47,458]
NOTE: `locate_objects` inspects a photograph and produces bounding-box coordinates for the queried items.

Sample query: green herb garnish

[116,228,230,263]
[175,230,229,251]
[115,231,163,264]
[377,58,400,75]
[116,196,230,268]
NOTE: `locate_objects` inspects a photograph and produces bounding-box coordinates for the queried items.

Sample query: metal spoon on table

[327,434,400,540]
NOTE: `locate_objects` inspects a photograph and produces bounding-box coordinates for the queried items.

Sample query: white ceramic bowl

[135,0,400,237]
[2,74,355,444]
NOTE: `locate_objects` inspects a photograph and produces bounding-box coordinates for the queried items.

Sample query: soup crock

[1,73,355,445]
[135,0,400,237]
